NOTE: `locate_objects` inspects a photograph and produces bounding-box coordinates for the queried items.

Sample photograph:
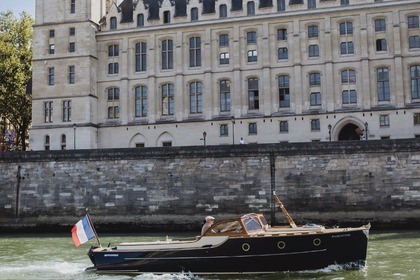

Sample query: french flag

[72,215,95,247]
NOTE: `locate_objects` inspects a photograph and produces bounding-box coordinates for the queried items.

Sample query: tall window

[220,4,228,18]
[248,78,259,110]
[162,39,173,70]
[63,100,71,122]
[377,68,390,101]
[309,73,321,86]
[247,31,257,44]
[341,70,356,84]
[248,50,258,62]
[408,16,420,29]
[220,80,231,112]
[340,22,353,35]
[70,0,75,14]
[247,1,255,15]
[411,65,420,99]
[309,45,319,57]
[277,0,286,12]
[69,27,75,36]
[69,42,75,52]
[191,8,198,21]
[310,92,321,106]
[44,101,53,123]
[189,81,203,114]
[107,88,120,119]
[49,44,55,54]
[49,29,55,38]
[135,86,147,117]
[278,75,290,108]
[137,14,144,27]
[278,47,288,60]
[375,19,386,32]
[69,66,75,84]
[110,17,117,30]
[219,34,229,46]
[342,90,357,105]
[108,44,119,74]
[409,36,420,49]
[45,135,50,150]
[135,42,147,72]
[277,29,287,41]
[162,83,174,115]
[308,25,318,38]
[48,67,55,85]
[61,135,66,150]
[414,113,420,125]
[189,37,201,67]
[340,42,354,55]
[163,11,171,24]
[311,119,320,131]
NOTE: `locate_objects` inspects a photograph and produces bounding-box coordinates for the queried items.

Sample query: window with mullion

[135,42,147,72]
[189,81,203,114]
[162,39,174,70]
[309,73,321,86]
[408,16,419,29]
[341,70,356,84]
[278,75,290,108]
[62,100,72,122]
[248,78,259,110]
[411,65,420,99]
[278,47,288,60]
[189,37,201,67]
[340,41,354,55]
[220,80,231,112]
[342,90,357,105]
[247,31,257,44]
[340,22,353,35]
[135,86,147,117]
[377,68,390,101]
[162,83,174,115]
[310,92,321,106]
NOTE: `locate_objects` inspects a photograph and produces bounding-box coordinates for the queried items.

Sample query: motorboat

[86,194,370,274]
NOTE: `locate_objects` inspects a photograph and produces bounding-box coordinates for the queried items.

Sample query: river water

[0,231,419,280]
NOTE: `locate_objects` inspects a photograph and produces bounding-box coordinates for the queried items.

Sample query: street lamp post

[73,123,77,149]
[364,122,369,140]
[200,131,207,146]
[231,116,235,145]
[328,124,332,142]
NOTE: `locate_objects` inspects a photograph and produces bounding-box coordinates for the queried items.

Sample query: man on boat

[201,216,215,235]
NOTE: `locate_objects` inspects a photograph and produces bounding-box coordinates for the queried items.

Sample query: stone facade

[1,139,420,232]
[30,0,420,151]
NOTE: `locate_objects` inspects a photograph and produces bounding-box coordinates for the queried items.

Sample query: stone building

[30,0,420,150]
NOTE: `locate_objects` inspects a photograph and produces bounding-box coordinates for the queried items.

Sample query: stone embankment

[1,139,420,232]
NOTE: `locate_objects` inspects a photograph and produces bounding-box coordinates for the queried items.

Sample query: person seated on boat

[201,216,215,236]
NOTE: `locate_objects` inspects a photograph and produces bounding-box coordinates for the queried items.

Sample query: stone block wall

[1,139,420,232]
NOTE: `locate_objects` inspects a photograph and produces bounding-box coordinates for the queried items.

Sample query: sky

[0,0,36,17]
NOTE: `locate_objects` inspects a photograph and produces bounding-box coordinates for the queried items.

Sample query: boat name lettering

[332,234,351,238]
[104,254,119,257]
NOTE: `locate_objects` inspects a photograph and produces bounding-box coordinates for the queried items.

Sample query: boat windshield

[211,220,243,234]
[243,216,263,232]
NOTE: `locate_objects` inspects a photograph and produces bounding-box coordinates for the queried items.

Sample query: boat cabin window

[243,216,263,232]
[211,221,243,234]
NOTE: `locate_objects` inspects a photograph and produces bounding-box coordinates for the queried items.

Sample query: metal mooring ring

[313,238,321,246]
[277,241,286,249]
[242,243,250,252]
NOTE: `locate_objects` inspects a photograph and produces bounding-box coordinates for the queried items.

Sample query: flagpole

[86,208,102,247]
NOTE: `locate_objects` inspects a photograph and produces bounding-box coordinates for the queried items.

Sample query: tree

[0,11,33,151]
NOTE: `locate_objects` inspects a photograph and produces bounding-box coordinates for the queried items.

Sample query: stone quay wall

[1,139,420,232]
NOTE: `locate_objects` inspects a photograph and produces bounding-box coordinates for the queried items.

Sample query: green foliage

[0,11,33,150]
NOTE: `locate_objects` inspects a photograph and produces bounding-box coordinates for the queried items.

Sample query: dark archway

[338,123,362,141]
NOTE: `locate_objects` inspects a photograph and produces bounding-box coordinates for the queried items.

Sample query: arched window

[135,86,147,117]
[190,81,203,113]
[162,83,174,115]
[61,134,66,150]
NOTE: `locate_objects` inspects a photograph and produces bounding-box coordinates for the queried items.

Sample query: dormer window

[164,11,171,24]
[110,17,117,30]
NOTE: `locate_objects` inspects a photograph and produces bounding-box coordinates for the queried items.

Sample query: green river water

[0,231,419,280]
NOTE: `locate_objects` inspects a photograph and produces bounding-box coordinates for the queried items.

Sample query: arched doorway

[338,123,362,140]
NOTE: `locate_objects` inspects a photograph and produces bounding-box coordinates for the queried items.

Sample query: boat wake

[132,272,204,280]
